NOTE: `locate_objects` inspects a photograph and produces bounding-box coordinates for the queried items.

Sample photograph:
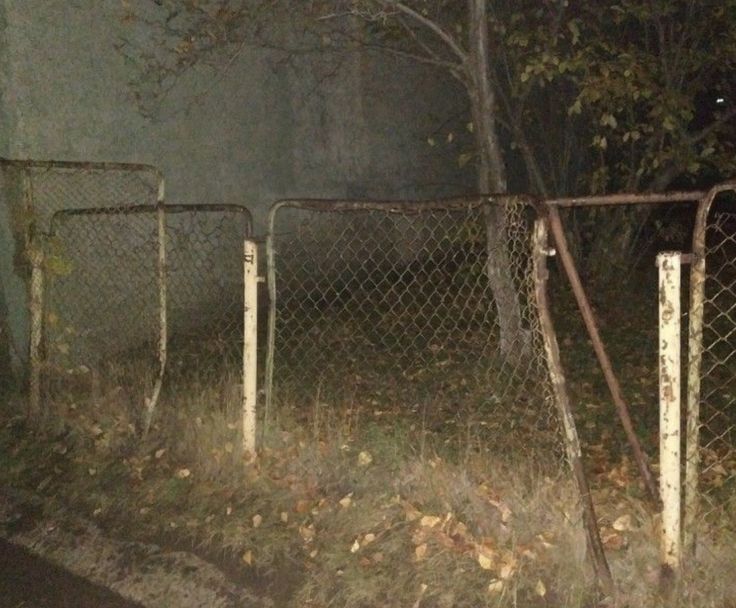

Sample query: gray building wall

[0,0,472,377]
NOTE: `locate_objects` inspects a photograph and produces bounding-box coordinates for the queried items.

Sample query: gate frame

[37,201,253,434]
[684,182,736,555]
[0,157,166,420]
[264,194,613,591]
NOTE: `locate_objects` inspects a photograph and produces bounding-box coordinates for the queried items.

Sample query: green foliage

[496,0,736,193]
[120,0,736,280]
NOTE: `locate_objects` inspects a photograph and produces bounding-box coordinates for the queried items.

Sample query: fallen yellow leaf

[499,558,517,580]
[415,543,428,561]
[420,515,442,528]
[478,552,494,570]
[358,451,373,466]
[299,524,316,543]
[612,514,634,532]
[535,580,546,597]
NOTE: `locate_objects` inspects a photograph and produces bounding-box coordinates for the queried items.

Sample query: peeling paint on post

[657,252,681,573]
[28,245,44,420]
[242,239,258,458]
[532,218,613,595]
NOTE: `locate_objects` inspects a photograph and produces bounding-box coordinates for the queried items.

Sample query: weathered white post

[28,244,44,420]
[242,239,258,458]
[657,252,682,573]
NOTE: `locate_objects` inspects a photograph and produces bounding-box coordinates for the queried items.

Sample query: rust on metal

[270,194,544,216]
[532,218,613,594]
[684,182,736,556]
[0,156,162,179]
[546,191,704,208]
[546,205,660,505]
[47,203,254,238]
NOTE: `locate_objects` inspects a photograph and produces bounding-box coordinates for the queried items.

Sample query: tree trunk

[467,0,527,356]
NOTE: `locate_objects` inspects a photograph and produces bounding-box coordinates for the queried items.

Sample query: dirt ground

[0,539,142,608]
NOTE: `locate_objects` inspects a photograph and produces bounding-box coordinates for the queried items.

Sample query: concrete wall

[0,0,472,376]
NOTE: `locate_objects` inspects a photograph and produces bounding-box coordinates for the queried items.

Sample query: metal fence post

[657,252,682,573]
[532,217,613,595]
[142,199,168,437]
[28,243,44,420]
[242,239,258,457]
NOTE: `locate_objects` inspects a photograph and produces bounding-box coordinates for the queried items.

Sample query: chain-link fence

[264,196,566,462]
[0,159,163,414]
[41,203,252,426]
[686,186,736,547]
[45,206,163,377]
[0,158,254,427]
[263,195,616,585]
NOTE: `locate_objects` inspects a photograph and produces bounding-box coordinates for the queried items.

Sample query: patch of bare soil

[0,538,142,608]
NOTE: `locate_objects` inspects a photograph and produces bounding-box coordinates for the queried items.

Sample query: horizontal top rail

[46,203,254,236]
[271,194,540,215]
[0,156,162,178]
[545,191,705,207]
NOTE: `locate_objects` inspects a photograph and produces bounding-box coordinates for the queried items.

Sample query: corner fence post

[657,252,682,574]
[242,239,258,458]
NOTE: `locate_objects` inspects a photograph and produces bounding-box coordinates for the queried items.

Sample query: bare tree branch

[375,0,468,64]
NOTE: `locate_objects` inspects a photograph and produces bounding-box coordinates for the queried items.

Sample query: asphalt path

[0,538,142,608]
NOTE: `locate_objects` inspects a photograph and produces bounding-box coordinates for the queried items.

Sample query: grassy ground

[2,270,736,607]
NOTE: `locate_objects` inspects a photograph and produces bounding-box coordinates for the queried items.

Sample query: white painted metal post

[657,252,682,572]
[28,245,44,420]
[242,240,258,457]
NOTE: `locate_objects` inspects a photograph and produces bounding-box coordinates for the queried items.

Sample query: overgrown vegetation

[3,274,736,607]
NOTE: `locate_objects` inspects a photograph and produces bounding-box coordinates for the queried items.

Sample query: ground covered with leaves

[2,271,736,607]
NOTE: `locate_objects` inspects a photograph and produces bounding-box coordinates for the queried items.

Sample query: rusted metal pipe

[684,182,736,556]
[546,205,660,505]
[533,219,614,595]
[547,191,704,208]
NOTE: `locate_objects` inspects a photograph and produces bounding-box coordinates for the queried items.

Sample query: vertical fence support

[657,252,682,574]
[142,196,168,437]
[683,184,736,556]
[532,218,614,596]
[24,167,43,421]
[546,205,659,505]
[28,244,44,421]
[242,239,258,458]
[263,204,280,441]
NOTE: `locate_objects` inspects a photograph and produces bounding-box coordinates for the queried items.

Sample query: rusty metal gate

[264,195,613,587]
[41,203,253,432]
[685,184,736,551]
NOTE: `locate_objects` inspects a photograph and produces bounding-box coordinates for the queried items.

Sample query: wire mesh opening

[265,196,564,465]
[42,204,253,403]
[690,206,736,521]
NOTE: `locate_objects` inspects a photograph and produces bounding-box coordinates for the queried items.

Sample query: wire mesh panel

[686,193,736,533]
[27,161,162,232]
[44,204,252,388]
[0,159,163,415]
[0,159,162,236]
[45,208,162,376]
[164,205,252,382]
[265,197,563,462]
